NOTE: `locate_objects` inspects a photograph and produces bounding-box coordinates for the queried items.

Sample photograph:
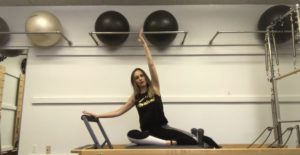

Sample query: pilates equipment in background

[94,11,130,46]
[25,11,63,46]
[143,10,179,46]
[207,3,300,148]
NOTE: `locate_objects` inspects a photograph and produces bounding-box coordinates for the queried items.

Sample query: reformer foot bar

[71,115,300,155]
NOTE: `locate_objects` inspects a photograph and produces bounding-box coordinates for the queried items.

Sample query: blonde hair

[131,68,156,100]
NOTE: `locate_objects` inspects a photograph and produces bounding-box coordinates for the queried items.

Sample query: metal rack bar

[89,31,188,45]
[209,31,293,45]
[0,31,72,46]
[5,73,19,79]
[278,119,300,123]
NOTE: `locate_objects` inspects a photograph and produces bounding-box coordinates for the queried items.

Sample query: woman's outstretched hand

[82,110,97,118]
[138,28,147,46]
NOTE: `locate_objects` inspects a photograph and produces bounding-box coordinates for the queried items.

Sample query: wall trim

[2,103,17,110]
[1,145,13,152]
[31,96,300,104]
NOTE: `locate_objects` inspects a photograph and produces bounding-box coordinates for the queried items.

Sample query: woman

[83,28,221,148]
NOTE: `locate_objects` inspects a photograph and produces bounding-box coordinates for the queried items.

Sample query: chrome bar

[90,31,187,34]
[5,73,19,79]
[278,119,300,123]
[181,32,188,45]
[291,16,296,59]
[89,31,188,46]
[265,44,269,72]
[0,31,72,46]
[296,4,300,34]
[89,32,99,45]
[267,30,283,144]
[209,30,293,45]
[296,125,300,148]
[272,34,279,67]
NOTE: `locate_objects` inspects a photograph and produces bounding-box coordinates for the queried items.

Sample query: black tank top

[134,91,168,132]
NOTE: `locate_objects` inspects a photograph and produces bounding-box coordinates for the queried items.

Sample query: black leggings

[127,125,220,148]
[149,126,198,145]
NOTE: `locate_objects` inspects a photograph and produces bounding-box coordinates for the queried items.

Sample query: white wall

[1,55,26,151]
[0,4,300,155]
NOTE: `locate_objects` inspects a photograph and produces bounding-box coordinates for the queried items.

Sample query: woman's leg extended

[150,126,198,145]
[127,130,174,145]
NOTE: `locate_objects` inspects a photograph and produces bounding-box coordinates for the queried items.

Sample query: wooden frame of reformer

[71,144,300,155]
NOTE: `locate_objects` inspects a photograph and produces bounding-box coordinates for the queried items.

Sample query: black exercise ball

[258,5,297,44]
[0,49,23,57]
[143,10,178,46]
[95,11,130,46]
[0,17,10,46]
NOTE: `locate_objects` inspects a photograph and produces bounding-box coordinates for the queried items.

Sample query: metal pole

[82,116,101,149]
[181,32,188,45]
[296,4,300,34]
[209,30,293,44]
[5,73,19,79]
[272,80,283,145]
[58,32,73,46]
[90,31,187,34]
[96,121,113,149]
[296,125,300,148]
[278,119,300,123]
[267,30,283,145]
[89,32,99,45]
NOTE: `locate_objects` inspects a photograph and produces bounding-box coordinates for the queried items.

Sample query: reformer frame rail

[89,31,188,45]
[0,31,73,46]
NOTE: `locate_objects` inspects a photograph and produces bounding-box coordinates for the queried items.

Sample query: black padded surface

[125,143,204,149]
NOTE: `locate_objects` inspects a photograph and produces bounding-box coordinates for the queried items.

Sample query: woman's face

[134,70,146,87]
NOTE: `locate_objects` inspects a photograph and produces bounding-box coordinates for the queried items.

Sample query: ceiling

[0,0,299,6]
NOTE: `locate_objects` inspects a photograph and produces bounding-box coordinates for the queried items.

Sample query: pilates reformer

[76,115,205,149]
[71,115,300,155]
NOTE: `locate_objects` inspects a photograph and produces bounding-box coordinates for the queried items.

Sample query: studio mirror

[0,49,27,154]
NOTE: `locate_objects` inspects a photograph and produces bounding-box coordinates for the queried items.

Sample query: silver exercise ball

[0,17,10,46]
[25,11,63,46]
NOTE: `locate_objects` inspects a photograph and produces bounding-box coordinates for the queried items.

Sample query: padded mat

[125,143,204,149]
